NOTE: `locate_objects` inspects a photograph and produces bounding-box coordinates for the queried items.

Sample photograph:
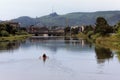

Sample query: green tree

[95,17,113,36]
[0,30,9,37]
[6,24,12,34]
[71,27,79,34]
[0,23,6,31]
[64,27,70,35]
[114,22,120,33]
[83,25,94,34]
[116,27,120,37]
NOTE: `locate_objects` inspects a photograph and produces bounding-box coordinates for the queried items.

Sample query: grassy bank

[76,32,87,39]
[0,34,32,42]
[77,32,120,50]
[95,35,120,50]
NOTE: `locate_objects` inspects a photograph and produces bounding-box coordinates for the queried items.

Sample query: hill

[12,11,120,27]
[12,16,37,27]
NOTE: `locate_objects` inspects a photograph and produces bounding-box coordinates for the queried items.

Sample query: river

[0,37,120,80]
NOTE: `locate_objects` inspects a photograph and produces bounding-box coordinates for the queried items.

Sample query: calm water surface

[0,37,120,80]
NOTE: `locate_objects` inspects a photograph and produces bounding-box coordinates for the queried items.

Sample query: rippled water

[0,37,120,80]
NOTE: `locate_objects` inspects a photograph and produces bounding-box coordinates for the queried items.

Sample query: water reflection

[116,51,120,62]
[0,37,93,54]
[95,46,114,64]
[29,37,92,50]
[0,41,21,52]
[0,37,117,64]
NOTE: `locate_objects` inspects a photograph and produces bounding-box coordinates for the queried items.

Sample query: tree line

[1,17,120,37]
[64,17,120,38]
[0,23,28,37]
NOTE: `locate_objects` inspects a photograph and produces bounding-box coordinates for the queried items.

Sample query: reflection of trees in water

[29,37,92,48]
[116,51,120,62]
[0,41,21,52]
[95,46,113,64]
[64,38,92,48]
[29,37,65,43]
[28,37,93,52]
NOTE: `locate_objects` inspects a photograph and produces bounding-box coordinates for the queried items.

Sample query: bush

[116,28,120,38]
[15,32,21,35]
[91,33,101,40]
[87,31,94,38]
[0,30,9,37]
[20,31,28,35]
[15,31,28,35]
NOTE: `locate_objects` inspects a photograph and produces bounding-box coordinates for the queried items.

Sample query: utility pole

[52,6,54,13]
[65,17,71,39]
[65,17,68,36]
[66,17,68,28]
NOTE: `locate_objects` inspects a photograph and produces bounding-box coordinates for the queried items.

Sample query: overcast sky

[0,0,120,20]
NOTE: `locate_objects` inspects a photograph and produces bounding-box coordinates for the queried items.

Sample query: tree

[83,25,94,34]
[71,27,79,34]
[6,24,12,34]
[114,21,120,33]
[95,17,113,36]
[116,27,120,37]
[96,17,108,27]
[20,27,27,31]
[0,23,6,31]
[64,27,70,35]
[0,30,9,37]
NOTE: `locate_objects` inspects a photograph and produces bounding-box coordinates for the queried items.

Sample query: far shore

[0,35,32,42]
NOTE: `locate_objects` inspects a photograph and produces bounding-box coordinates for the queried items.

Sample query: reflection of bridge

[29,31,65,36]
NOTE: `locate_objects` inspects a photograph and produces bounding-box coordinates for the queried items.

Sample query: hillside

[12,16,37,27]
[12,11,120,27]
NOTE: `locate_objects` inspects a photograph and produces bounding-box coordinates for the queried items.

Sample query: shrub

[91,33,101,40]
[116,28,120,38]
[20,30,28,35]
[15,32,21,35]
[0,30,9,37]
[87,31,94,38]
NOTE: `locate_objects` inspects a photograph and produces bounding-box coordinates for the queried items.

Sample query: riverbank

[95,35,120,50]
[0,35,32,42]
[77,32,120,50]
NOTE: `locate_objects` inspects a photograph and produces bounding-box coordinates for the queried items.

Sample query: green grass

[0,34,32,42]
[76,32,87,39]
[95,35,120,50]
[77,32,120,50]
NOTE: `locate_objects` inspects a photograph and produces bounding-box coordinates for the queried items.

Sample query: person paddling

[39,53,48,63]
[42,53,47,59]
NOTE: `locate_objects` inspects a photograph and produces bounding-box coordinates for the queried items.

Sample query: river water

[0,37,120,80]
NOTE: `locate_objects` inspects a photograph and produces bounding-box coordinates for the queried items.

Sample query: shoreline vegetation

[0,34,32,42]
[77,31,120,51]
[95,35,120,50]
[0,16,120,51]
[0,21,32,42]
[76,17,120,51]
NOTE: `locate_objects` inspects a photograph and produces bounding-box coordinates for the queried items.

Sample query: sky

[0,0,120,20]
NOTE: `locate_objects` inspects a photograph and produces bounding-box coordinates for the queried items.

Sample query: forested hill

[11,11,120,27]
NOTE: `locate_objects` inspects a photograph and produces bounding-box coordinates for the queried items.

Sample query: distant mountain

[49,12,59,17]
[12,16,37,27]
[11,11,120,27]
